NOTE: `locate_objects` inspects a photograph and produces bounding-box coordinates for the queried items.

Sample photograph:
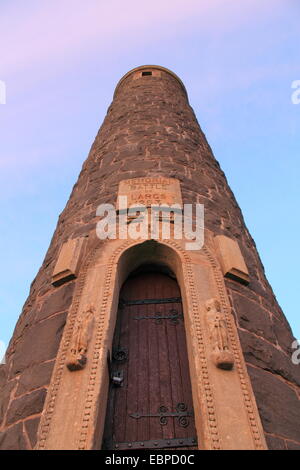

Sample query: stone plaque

[52,237,85,286]
[214,235,249,285]
[118,177,182,208]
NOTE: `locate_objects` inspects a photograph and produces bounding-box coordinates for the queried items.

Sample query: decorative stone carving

[66,304,95,371]
[205,298,234,370]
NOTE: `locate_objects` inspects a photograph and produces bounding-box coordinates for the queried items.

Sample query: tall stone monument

[0,66,299,450]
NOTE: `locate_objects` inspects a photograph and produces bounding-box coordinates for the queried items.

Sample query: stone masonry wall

[0,66,299,449]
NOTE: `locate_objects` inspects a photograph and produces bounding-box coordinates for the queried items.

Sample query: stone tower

[0,66,299,451]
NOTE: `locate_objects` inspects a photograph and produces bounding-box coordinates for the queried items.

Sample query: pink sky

[0,0,299,346]
[1,0,284,76]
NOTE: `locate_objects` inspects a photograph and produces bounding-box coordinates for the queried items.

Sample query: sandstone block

[0,423,27,450]
[232,293,276,343]
[6,388,47,426]
[11,312,67,376]
[25,417,40,448]
[37,282,75,321]
[248,365,300,442]
[16,361,54,397]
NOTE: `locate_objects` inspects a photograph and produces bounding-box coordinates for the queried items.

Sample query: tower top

[113,64,188,99]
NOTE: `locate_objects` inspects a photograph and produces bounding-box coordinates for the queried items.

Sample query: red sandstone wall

[0,67,299,449]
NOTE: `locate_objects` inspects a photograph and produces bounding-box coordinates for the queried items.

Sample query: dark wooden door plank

[102,272,197,450]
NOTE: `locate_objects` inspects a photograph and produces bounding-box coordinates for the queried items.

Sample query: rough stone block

[37,282,75,321]
[286,440,300,450]
[0,365,7,389]
[0,379,16,426]
[265,434,286,450]
[16,361,55,397]
[11,312,67,376]
[0,423,28,450]
[25,417,40,449]
[248,365,300,442]
[239,328,300,386]
[232,292,276,343]
[273,315,295,355]
[6,388,47,426]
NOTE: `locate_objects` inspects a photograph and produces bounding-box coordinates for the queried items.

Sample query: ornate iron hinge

[134,308,182,324]
[130,403,193,428]
[120,297,182,306]
[114,436,197,450]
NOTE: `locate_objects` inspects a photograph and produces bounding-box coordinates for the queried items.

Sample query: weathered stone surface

[11,312,67,376]
[265,434,286,450]
[15,361,55,397]
[6,388,47,426]
[239,329,300,386]
[71,223,96,238]
[0,365,7,390]
[25,417,40,449]
[273,315,295,355]
[285,440,300,450]
[232,292,276,343]
[0,422,28,450]
[0,379,16,426]
[225,278,259,303]
[248,365,300,443]
[10,303,39,344]
[37,282,75,321]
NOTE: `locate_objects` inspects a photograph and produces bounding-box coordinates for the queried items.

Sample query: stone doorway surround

[35,231,267,450]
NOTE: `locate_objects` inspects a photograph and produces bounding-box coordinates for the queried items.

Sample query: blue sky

[0,0,299,347]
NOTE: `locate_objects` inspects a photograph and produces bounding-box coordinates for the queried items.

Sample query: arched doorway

[102,265,198,450]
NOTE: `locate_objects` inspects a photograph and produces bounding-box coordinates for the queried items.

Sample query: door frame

[36,235,267,450]
[102,269,198,450]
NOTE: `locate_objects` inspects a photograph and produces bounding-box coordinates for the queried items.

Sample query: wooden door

[102,271,198,450]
